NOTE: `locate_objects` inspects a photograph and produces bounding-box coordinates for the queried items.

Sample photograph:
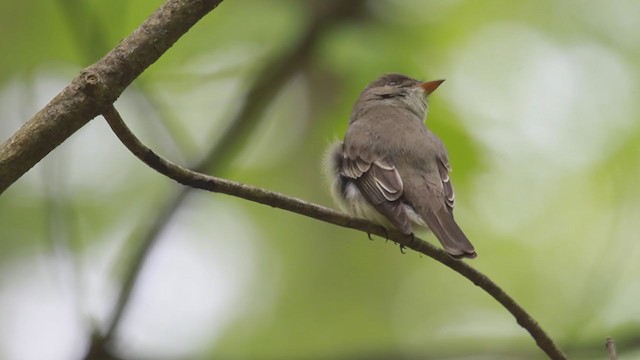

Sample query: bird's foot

[399,233,416,254]
[382,228,390,243]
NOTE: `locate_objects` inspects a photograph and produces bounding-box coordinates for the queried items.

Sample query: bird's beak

[419,79,445,95]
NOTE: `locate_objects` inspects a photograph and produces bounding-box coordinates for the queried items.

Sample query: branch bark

[0,0,224,193]
[102,104,568,360]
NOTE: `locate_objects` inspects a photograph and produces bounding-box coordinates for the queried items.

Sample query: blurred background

[1,0,639,359]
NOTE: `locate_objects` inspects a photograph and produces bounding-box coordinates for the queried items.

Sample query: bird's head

[356,73,444,120]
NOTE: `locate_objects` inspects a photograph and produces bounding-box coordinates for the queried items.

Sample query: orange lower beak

[419,79,445,95]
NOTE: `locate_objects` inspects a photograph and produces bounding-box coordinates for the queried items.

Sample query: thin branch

[0,0,224,194]
[606,337,617,360]
[102,105,567,360]
[99,0,366,349]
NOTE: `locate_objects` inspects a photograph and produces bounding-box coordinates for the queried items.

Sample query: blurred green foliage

[1,0,640,359]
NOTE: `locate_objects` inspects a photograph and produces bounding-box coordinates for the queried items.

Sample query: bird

[325,73,476,259]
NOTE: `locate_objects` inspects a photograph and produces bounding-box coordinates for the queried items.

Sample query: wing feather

[436,156,455,213]
[340,155,411,234]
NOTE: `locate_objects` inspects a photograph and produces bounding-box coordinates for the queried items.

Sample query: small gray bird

[326,73,476,259]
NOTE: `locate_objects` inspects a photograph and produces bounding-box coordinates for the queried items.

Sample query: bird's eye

[387,81,398,86]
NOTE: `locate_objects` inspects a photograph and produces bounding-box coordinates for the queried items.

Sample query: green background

[1,0,639,359]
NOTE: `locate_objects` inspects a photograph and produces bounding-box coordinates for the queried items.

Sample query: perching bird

[325,73,476,259]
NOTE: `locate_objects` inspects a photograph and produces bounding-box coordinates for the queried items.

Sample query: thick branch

[102,105,567,360]
[0,0,224,193]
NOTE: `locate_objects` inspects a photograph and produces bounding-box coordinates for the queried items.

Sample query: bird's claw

[399,233,415,255]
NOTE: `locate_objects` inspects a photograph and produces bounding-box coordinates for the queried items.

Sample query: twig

[0,0,224,194]
[98,0,367,350]
[102,104,568,360]
[606,337,617,360]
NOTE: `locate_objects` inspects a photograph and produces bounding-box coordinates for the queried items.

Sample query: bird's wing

[436,155,455,213]
[341,154,412,234]
[409,157,475,259]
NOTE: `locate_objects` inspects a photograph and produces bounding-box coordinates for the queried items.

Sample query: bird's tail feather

[423,207,476,259]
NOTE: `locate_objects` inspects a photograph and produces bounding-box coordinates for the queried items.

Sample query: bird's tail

[422,207,476,259]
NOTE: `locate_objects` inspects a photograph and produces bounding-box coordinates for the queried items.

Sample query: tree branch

[0,0,224,194]
[102,104,567,360]
[606,337,617,360]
